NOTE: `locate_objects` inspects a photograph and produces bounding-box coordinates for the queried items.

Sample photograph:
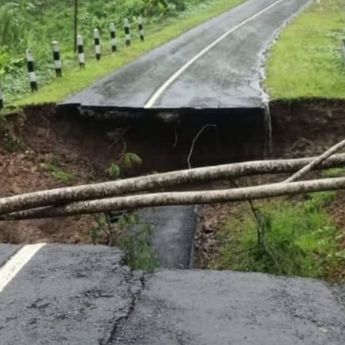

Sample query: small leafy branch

[106,150,143,179]
[90,211,159,272]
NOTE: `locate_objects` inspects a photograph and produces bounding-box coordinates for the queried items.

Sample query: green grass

[211,192,345,281]
[13,0,243,107]
[41,158,75,184]
[266,0,345,100]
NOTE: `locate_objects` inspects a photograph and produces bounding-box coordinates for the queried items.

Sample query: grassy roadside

[12,0,243,107]
[210,190,345,282]
[266,0,345,100]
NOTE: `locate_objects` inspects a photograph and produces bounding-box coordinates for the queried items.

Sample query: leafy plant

[42,157,75,184]
[106,162,121,179]
[90,211,159,272]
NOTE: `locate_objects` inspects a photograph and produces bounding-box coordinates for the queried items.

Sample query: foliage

[106,162,121,179]
[90,212,159,272]
[118,213,159,273]
[42,157,75,184]
[213,192,345,281]
[266,0,345,100]
[106,152,143,178]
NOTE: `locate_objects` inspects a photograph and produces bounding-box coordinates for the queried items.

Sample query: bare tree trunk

[1,154,345,216]
[4,176,345,221]
[285,139,345,183]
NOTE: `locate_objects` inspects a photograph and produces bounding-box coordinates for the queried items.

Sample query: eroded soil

[1,100,345,254]
[195,100,345,273]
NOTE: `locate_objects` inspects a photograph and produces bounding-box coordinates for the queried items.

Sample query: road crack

[100,270,146,345]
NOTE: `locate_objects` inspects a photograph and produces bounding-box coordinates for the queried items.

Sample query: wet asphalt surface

[61,0,310,111]
[1,246,344,345]
[0,244,20,267]
[0,245,143,345]
[138,206,198,269]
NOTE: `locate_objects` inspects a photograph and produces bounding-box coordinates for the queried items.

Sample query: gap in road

[60,105,269,269]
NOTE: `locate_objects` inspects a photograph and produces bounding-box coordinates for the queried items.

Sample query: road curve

[61,0,310,112]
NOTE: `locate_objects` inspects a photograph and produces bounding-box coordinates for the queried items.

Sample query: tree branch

[1,153,345,216]
[285,139,345,183]
[4,176,345,221]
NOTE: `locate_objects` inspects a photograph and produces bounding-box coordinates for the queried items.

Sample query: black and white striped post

[124,19,131,47]
[110,23,117,52]
[0,83,3,110]
[77,34,85,68]
[94,28,101,61]
[26,49,38,92]
[52,40,62,77]
[138,16,145,42]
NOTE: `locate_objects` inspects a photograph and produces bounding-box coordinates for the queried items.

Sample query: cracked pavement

[1,245,345,344]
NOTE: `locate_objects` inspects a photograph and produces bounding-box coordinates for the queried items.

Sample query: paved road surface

[138,206,197,269]
[0,244,142,345]
[60,0,310,112]
[1,245,344,344]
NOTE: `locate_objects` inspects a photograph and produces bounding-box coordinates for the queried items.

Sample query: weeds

[213,192,345,281]
[90,212,159,273]
[41,156,75,184]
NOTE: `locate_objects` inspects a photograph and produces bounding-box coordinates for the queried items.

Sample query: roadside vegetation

[0,0,243,107]
[210,171,345,282]
[266,0,345,100]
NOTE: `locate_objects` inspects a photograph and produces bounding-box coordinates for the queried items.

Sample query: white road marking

[0,243,46,293]
[144,0,285,108]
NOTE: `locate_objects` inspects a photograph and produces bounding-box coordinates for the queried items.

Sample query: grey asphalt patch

[0,244,20,267]
[60,0,310,111]
[139,206,197,269]
[0,244,142,345]
[110,270,345,345]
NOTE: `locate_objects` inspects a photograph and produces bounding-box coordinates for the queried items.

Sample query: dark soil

[0,105,128,244]
[195,99,345,269]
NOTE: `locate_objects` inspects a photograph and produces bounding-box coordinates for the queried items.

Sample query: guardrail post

[138,16,145,42]
[26,49,38,92]
[52,40,62,77]
[124,19,131,47]
[110,23,117,52]
[77,34,85,68]
[94,28,101,61]
[0,83,3,110]
[342,39,345,61]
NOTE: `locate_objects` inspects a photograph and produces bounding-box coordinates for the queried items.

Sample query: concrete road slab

[111,270,345,345]
[0,244,142,345]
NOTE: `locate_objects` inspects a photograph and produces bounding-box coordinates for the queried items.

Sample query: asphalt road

[61,0,310,112]
[138,206,197,269]
[0,244,143,345]
[1,246,344,344]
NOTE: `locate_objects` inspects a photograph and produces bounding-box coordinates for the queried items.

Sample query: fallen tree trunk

[1,154,345,216]
[3,176,345,221]
[285,138,345,183]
